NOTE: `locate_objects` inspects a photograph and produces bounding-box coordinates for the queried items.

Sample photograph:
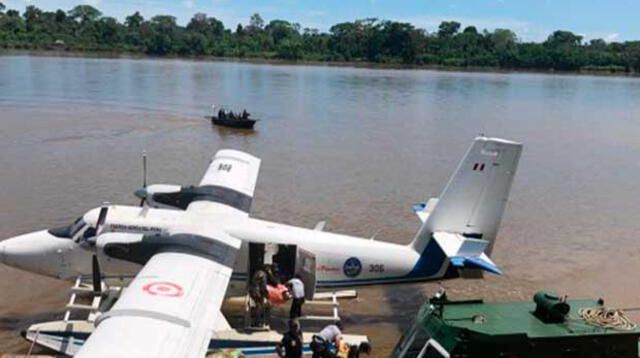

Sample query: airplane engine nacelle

[95,232,146,276]
[134,184,182,210]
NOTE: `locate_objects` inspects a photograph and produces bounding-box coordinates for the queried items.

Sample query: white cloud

[605,33,620,42]
[183,0,194,9]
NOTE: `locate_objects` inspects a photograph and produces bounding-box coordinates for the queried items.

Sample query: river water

[1,55,640,356]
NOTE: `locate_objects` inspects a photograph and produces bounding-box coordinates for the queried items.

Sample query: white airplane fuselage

[0,205,431,297]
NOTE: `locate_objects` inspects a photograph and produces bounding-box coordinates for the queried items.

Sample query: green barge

[391,290,640,357]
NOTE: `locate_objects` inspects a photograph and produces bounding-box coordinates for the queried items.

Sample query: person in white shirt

[287,275,306,319]
[311,321,344,358]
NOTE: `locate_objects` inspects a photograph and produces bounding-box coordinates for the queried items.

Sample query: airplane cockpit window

[82,226,97,239]
[48,217,86,239]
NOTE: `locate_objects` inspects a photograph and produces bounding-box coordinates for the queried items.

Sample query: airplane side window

[83,227,97,239]
[69,218,87,237]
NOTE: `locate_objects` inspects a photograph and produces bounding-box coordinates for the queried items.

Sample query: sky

[3,0,639,42]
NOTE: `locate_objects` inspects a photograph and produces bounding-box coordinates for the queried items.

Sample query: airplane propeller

[95,205,108,234]
[92,254,102,296]
[139,151,147,206]
[79,204,108,250]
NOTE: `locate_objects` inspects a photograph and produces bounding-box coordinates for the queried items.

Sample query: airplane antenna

[142,151,147,189]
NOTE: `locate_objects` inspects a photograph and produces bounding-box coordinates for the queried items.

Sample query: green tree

[438,21,460,38]
[276,37,303,59]
[125,11,143,29]
[247,13,264,34]
[68,5,101,24]
[545,30,582,49]
[265,19,299,45]
[146,15,178,54]
[186,12,224,37]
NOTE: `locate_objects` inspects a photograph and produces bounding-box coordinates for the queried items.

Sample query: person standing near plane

[311,321,344,358]
[287,274,305,319]
[275,319,303,358]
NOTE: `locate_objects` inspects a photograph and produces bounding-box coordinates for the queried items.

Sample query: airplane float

[0,136,522,358]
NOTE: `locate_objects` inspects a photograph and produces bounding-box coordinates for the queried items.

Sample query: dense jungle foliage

[2,3,640,73]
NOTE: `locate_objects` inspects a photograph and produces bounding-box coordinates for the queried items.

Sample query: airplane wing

[187,149,261,216]
[75,231,240,358]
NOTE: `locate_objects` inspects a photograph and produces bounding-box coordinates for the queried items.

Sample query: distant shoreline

[2,49,639,79]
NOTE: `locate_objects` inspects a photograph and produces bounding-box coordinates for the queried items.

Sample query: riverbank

[2,49,638,79]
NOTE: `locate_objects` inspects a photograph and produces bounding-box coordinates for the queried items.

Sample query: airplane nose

[0,235,39,267]
[0,240,6,265]
[0,231,66,270]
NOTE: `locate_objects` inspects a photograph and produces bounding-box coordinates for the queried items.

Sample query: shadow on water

[382,282,431,328]
[213,126,259,138]
[0,311,63,332]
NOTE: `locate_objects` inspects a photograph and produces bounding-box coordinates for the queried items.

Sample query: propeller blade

[142,151,147,188]
[92,255,102,296]
[96,206,108,233]
[140,152,147,207]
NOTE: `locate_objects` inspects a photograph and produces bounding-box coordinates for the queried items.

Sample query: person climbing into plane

[275,319,303,358]
[287,274,306,319]
[310,321,344,358]
[249,269,269,327]
[265,263,280,286]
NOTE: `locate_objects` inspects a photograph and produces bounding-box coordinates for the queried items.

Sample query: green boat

[391,289,640,357]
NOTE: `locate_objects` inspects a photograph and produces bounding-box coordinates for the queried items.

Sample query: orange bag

[267,284,290,305]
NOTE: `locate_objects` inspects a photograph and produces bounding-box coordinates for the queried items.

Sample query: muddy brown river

[1,55,640,356]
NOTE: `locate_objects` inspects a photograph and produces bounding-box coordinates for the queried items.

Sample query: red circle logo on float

[142,281,184,297]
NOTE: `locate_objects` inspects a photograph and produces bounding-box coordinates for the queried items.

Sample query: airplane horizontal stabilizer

[412,198,439,223]
[433,232,502,275]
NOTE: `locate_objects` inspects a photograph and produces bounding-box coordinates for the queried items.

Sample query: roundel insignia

[143,281,184,297]
[343,257,362,278]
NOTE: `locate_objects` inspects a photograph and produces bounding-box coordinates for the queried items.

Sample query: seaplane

[0,136,522,358]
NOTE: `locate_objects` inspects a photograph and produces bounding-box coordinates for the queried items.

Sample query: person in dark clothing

[311,321,344,358]
[265,263,280,286]
[242,109,250,119]
[276,319,303,358]
[249,269,269,327]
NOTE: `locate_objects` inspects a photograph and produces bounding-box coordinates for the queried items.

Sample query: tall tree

[68,5,102,24]
[438,21,460,38]
[247,13,264,33]
[125,11,143,28]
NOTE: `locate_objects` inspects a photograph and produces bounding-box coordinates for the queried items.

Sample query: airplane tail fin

[410,136,522,275]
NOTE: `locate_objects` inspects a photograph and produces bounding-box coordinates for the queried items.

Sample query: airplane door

[248,243,265,284]
[295,248,316,300]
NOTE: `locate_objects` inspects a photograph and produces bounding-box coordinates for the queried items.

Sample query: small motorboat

[208,105,257,129]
